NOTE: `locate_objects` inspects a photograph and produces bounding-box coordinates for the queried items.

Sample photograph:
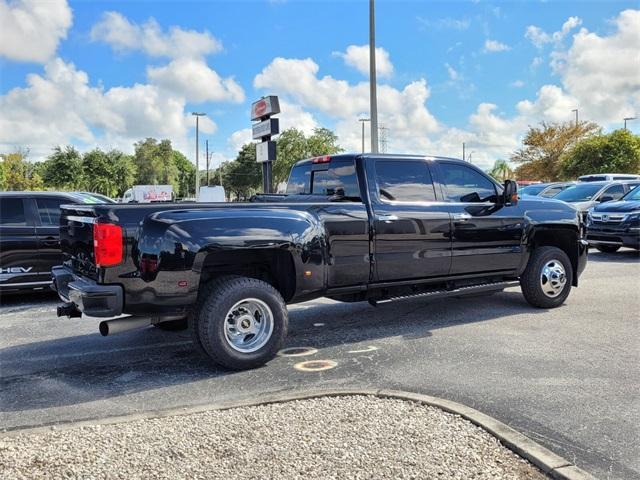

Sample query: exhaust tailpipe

[99,316,152,336]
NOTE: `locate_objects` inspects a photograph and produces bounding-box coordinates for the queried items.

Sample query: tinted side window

[36,198,66,226]
[541,186,562,198]
[440,163,497,203]
[375,160,436,202]
[311,161,360,198]
[286,164,312,194]
[0,198,26,226]
[601,184,625,201]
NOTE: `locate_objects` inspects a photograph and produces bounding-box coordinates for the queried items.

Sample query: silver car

[554,181,640,220]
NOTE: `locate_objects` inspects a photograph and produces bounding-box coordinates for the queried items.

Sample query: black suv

[587,185,640,253]
[0,191,113,293]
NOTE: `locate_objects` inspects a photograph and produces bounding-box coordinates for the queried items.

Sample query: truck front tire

[520,246,572,309]
[192,276,288,370]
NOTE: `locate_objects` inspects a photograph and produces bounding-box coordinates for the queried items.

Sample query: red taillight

[93,223,123,267]
[312,155,331,164]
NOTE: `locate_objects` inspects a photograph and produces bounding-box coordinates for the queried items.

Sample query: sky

[1,0,639,170]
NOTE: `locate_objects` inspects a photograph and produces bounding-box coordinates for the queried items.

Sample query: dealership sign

[256,140,276,163]
[251,96,281,121]
[252,118,280,140]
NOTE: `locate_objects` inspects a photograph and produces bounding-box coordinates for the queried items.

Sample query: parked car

[52,154,588,370]
[553,181,640,221]
[586,185,640,253]
[0,191,114,293]
[578,173,640,182]
[519,182,576,198]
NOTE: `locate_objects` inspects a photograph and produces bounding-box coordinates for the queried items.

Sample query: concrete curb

[1,388,597,480]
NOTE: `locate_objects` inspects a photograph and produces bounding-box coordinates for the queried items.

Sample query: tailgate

[60,205,100,280]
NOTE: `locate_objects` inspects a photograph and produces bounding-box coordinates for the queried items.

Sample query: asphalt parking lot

[1,249,638,480]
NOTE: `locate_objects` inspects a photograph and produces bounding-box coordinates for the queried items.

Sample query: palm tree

[489,159,514,182]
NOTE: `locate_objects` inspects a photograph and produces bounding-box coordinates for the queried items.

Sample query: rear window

[36,198,65,226]
[0,198,26,226]
[286,159,360,199]
[375,160,436,202]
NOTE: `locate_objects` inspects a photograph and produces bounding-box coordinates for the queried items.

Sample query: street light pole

[205,140,210,187]
[462,142,466,162]
[359,118,370,153]
[191,112,206,200]
[369,0,379,153]
[623,116,637,130]
[571,108,578,126]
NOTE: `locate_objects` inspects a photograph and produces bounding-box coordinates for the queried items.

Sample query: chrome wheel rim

[224,298,274,353]
[540,259,567,298]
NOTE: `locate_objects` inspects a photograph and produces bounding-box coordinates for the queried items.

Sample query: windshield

[554,184,603,202]
[622,185,640,201]
[519,185,546,196]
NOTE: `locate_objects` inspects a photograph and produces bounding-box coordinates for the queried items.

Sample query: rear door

[34,196,69,276]
[434,161,524,275]
[0,196,42,288]
[367,158,451,282]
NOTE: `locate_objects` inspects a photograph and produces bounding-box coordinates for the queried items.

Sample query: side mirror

[502,180,518,205]
[599,195,613,203]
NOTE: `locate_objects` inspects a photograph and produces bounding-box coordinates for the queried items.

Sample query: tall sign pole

[251,96,280,193]
[191,112,206,200]
[369,0,379,153]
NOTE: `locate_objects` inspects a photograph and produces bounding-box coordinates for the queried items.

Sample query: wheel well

[199,249,296,301]
[531,227,579,286]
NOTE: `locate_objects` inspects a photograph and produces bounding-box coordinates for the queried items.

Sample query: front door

[0,197,40,288]
[368,158,451,282]
[434,161,524,275]
[34,196,67,277]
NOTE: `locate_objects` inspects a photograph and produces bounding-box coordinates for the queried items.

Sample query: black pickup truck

[53,154,588,369]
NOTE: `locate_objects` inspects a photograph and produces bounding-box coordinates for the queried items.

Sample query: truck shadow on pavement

[587,249,640,263]
[0,289,547,415]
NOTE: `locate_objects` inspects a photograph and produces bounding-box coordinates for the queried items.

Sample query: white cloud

[0,0,72,63]
[445,63,460,81]
[530,56,544,69]
[333,44,393,78]
[417,16,470,31]
[510,80,525,88]
[555,9,640,123]
[525,16,582,48]
[0,58,217,161]
[147,58,244,103]
[483,39,511,53]
[90,11,223,58]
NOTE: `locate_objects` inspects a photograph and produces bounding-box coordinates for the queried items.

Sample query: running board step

[370,281,519,306]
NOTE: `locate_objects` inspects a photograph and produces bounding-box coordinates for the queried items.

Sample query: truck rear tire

[193,276,288,370]
[520,246,572,309]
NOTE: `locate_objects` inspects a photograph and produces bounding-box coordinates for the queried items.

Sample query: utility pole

[191,112,206,200]
[379,125,389,153]
[205,140,210,187]
[462,142,466,162]
[369,0,379,153]
[624,116,637,130]
[359,118,370,153]
[571,108,578,126]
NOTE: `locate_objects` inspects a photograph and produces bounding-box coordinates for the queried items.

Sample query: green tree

[41,146,84,189]
[561,129,640,178]
[511,121,600,181]
[109,150,137,197]
[2,151,43,190]
[81,149,136,198]
[0,159,7,191]
[172,150,195,198]
[488,159,514,182]
[133,138,177,186]
[223,143,261,200]
[274,127,343,184]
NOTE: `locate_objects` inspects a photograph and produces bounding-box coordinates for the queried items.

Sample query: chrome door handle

[376,214,399,223]
[453,213,472,221]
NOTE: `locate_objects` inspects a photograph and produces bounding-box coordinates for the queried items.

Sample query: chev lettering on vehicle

[1,267,33,274]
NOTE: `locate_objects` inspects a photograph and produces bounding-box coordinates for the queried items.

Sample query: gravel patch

[0,395,546,480]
